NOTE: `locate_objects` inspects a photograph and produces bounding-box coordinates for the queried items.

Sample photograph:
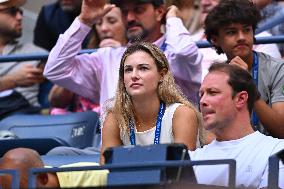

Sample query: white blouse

[121,103,182,146]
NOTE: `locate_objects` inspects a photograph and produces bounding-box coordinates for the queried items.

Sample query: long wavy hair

[106,42,201,140]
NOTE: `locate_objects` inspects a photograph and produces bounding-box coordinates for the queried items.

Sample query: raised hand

[166,5,181,19]
[99,38,122,48]
[79,0,115,27]
[229,56,249,71]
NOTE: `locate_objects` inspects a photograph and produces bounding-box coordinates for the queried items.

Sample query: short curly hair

[204,0,261,55]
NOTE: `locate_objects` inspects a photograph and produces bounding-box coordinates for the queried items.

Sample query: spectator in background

[256,0,284,56]
[48,6,127,115]
[34,0,86,108]
[101,42,201,164]
[204,0,284,138]
[33,0,86,51]
[253,0,273,9]
[191,0,281,80]
[164,0,201,34]
[0,0,46,119]
[87,6,127,48]
[191,63,284,188]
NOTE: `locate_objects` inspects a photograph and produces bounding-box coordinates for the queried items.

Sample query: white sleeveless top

[121,103,183,146]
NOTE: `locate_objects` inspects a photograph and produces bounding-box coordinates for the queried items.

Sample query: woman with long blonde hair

[101,42,201,164]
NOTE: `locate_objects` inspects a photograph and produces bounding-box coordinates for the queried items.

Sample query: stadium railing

[27,159,236,188]
[1,36,284,63]
[1,144,282,188]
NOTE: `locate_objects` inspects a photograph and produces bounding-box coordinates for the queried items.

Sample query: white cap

[0,0,26,8]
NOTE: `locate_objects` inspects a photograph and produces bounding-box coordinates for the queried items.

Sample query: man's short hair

[208,63,259,114]
[204,0,261,54]
[109,0,164,8]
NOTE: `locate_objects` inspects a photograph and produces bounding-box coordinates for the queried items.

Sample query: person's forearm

[0,75,17,92]
[43,17,99,101]
[43,17,91,81]
[254,99,284,138]
[165,17,201,81]
[165,17,202,104]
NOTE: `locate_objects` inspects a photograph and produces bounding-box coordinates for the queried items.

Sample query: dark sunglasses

[0,7,23,16]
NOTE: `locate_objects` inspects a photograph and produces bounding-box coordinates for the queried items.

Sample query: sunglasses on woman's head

[0,7,23,16]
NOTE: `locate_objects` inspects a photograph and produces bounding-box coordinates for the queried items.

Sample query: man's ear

[211,35,219,47]
[235,91,248,110]
[155,5,166,22]
[37,173,49,186]
[37,173,60,188]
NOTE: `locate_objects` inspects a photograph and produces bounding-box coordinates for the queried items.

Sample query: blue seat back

[38,79,53,108]
[0,138,67,156]
[0,111,99,149]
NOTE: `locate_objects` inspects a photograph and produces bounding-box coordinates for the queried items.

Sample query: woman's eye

[96,19,102,26]
[139,66,149,71]
[124,67,132,73]
[108,18,117,24]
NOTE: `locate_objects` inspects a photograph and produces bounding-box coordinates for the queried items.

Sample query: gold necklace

[135,119,156,129]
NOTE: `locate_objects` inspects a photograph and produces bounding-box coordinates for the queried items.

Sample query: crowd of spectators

[0,0,284,188]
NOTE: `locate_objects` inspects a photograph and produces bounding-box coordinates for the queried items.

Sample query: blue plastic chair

[0,138,67,156]
[0,111,100,149]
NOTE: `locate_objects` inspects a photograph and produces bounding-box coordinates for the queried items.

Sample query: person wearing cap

[44,0,202,110]
[0,0,47,119]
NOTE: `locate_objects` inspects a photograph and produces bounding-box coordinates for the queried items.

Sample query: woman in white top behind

[101,42,201,164]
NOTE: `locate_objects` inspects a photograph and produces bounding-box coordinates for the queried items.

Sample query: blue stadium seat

[0,111,100,149]
[104,144,196,186]
[38,79,53,108]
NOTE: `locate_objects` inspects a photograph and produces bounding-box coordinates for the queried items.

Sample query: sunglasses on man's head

[0,7,23,16]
